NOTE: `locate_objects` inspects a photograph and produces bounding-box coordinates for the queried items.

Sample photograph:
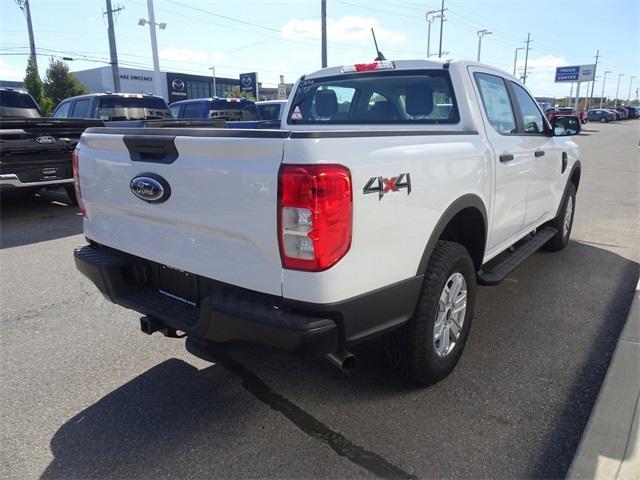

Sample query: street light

[138,0,166,97]
[208,65,217,97]
[600,71,611,108]
[425,10,439,58]
[614,73,624,108]
[513,47,524,76]
[627,76,637,104]
[476,29,492,62]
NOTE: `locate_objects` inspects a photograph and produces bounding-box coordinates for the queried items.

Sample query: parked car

[605,109,622,120]
[556,107,587,124]
[586,109,616,123]
[256,100,288,121]
[0,88,102,203]
[614,107,629,119]
[74,59,581,385]
[625,106,639,119]
[170,97,281,129]
[52,93,171,121]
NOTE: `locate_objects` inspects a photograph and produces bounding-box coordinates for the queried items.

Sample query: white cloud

[159,47,225,64]
[281,16,406,45]
[0,59,25,81]
[516,55,568,73]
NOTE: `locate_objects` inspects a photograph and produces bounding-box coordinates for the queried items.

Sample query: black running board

[477,227,557,286]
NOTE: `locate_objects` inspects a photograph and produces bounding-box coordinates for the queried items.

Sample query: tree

[23,58,53,116]
[224,86,254,101]
[43,58,87,107]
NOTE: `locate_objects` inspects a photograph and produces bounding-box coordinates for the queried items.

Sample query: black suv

[52,93,171,121]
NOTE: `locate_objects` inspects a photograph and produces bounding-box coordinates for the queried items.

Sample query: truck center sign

[555,64,596,83]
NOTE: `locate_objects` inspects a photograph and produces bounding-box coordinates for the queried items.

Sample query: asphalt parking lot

[1,122,638,479]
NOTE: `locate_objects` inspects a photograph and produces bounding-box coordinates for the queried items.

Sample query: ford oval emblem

[130,174,171,203]
[35,135,56,144]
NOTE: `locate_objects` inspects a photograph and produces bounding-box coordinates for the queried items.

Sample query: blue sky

[1,0,639,100]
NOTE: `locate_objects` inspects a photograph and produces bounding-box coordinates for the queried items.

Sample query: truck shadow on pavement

[0,189,82,249]
[41,241,639,479]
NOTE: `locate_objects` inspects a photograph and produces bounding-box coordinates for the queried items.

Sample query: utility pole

[476,29,492,62]
[627,76,636,103]
[15,1,38,76]
[522,33,532,84]
[138,0,165,96]
[105,0,123,92]
[600,71,611,108]
[586,49,599,111]
[513,47,524,76]
[438,0,446,58]
[209,66,217,97]
[568,83,573,107]
[425,10,438,58]
[614,73,624,108]
[321,0,327,68]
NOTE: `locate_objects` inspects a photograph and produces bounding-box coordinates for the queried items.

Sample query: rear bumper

[74,243,422,357]
[0,173,73,189]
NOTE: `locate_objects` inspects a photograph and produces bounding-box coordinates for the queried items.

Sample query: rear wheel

[600,117,607,123]
[384,241,476,385]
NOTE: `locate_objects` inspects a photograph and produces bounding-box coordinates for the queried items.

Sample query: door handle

[499,153,515,163]
[534,150,545,157]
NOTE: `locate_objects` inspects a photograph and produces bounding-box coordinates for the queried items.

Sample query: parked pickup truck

[74,59,581,384]
[0,88,102,202]
[170,97,281,129]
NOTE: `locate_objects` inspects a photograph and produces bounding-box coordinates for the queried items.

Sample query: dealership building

[71,66,293,102]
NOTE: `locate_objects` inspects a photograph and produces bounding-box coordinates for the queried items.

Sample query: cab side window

[71,98,91,118]
[53,101,71,118]
[510,82,545,134]
[474,73,517,134]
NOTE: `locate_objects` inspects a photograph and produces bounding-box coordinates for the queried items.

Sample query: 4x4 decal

[363,173,411,200]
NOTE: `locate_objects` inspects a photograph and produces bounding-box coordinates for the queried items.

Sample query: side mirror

[553,115,580,136]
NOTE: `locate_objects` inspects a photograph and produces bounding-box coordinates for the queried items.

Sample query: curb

[567,278,640,479]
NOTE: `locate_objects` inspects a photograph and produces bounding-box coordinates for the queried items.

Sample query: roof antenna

[371,28,386,61]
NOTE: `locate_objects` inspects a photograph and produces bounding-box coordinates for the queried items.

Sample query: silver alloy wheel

[563,195,573,238]
[433,272,468,358]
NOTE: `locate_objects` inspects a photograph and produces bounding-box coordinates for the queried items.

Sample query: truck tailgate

[79,129,287,296]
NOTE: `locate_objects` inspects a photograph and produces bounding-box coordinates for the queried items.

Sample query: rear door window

[257,104,281,120]
[288,70,459,124]
[474,73,517,134]
[181,102,204,118]
[70,98,92,118]
[53,101,72,118]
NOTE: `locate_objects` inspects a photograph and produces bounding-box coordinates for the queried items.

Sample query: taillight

[278,164,352,271]
[71,148,85,216]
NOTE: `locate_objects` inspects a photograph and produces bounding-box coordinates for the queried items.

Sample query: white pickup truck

[74,59,581,384]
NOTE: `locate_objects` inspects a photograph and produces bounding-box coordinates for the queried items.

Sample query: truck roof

[303,59,514,81]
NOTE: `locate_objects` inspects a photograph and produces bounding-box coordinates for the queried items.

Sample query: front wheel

[544,183,576,251]
[384,241,476,385]
[600,117,607,123]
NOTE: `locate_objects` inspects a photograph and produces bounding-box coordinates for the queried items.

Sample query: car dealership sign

[239,72,258,99]
[555,64,596,83]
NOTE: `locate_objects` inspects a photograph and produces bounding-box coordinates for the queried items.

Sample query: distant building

[69,66,293,102]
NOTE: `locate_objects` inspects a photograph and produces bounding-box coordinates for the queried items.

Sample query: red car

[615,107,629,119]
[547,107,587,124]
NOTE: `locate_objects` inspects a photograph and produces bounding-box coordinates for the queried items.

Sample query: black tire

[544,182,576,251]
[64,185,78,206]
[384,241,476,385]
[600,117,607,123]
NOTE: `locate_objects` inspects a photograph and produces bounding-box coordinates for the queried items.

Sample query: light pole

[614,73,624,108]
[138,0,166,97]
[476,29,492,62]
[425,10,439,58]
[627,76,636,103]
[437,0,446,58]
[513,47,524,76]
[600,71,611,108]
[208,66,217,97]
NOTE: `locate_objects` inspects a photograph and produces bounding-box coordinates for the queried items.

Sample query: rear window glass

[208,102,259,121]
[287,70,459,125]
[257,103,282,120]
[0,90,40,117]
[96,96,170,120]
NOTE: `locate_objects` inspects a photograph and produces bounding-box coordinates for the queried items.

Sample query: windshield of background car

[287,70,459,125]
[96,96,171,120]
[208,102,260,121]
[0,90,40,117]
